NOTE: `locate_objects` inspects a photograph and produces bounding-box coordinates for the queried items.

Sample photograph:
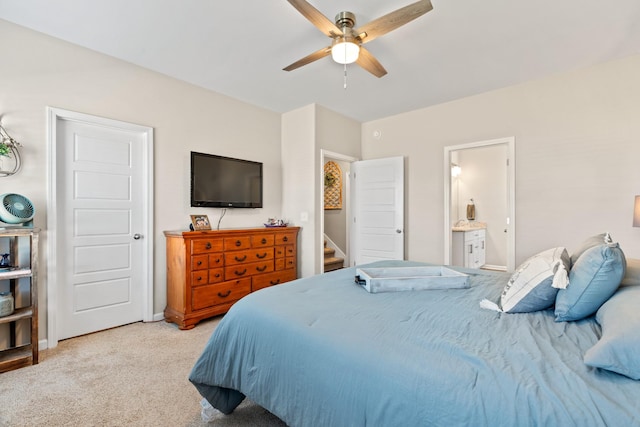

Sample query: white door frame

[443,137,515,271]
[46,107,154,348]
[319,149,358,273]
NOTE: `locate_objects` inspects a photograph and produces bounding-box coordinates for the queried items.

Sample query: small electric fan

[0,193,35,228]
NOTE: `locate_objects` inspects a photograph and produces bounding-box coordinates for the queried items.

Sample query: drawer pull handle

[214,273,220,278]
[256,265,267,272]
[235,240,242,247]
[196,276,204,282]
[282,236,288,242]
[197,261,203,266]
[270,279,281,285]
[217,290,231,298]
[205,242,212,250]
[214,258,221,264]
[234,255,247,262]
[261,238,267,244]
[256,252,267,259]
[234,268,247,276]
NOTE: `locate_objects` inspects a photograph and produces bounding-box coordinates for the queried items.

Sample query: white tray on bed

[355,266,469,293]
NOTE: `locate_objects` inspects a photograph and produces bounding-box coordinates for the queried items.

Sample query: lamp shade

[634,196,640,227]
[331,41,360,65]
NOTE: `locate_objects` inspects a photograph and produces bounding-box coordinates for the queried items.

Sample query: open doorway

[320,150,357,273]
[443,137,515,272]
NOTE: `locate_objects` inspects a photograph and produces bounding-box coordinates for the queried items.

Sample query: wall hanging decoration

[0,121,23,177]
[324,161,342,210]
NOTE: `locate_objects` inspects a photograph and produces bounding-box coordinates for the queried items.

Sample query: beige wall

[282,105,316,277]
[362,54,640,265]
[1,20,283,340]
[282,104,361,277]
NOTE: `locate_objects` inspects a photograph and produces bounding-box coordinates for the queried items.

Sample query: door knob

[133,233,142,240]
[396,229,402,234]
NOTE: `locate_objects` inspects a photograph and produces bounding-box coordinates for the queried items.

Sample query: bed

[189,255,640,426]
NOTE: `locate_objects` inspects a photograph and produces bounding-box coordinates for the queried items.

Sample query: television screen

[190,152,263,208]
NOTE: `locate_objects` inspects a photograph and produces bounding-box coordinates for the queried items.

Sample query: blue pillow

[555,243,625,322]
[584,286,640,379]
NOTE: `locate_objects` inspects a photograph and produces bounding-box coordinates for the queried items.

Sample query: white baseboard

[39,313,166,350]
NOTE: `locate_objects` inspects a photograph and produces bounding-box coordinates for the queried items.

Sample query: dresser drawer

[252,269,297,292]
[191,254,209,271]
[275,232,296,246]
[224,236,251,251]
[191,238,223,254]
[191,278,251,311]
[208,268,224,284]
[252,234,274,248]
[191,270,209,286]
[225,260,274,279]
[208,253,223,267]
[225,248,274,266]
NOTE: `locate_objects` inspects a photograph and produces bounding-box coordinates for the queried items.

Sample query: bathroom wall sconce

[451,163,461,178]
[633,195,640,227]
[0,121,22,177]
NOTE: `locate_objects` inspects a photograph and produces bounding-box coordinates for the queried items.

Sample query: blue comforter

[189,261,640,427]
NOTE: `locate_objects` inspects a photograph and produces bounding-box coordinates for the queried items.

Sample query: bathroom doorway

[443,137,515,272]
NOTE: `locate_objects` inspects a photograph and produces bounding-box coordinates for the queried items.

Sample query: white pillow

[499,247,570,313]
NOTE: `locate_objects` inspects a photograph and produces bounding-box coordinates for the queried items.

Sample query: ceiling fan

[283,0,433,78]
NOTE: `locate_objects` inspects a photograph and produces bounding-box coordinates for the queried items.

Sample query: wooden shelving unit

[0,228,39,373]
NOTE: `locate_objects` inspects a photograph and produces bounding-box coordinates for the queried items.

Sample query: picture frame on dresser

[190,215,211,231]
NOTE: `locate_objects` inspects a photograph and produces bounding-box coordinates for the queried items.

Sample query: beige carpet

[0,317,287,427]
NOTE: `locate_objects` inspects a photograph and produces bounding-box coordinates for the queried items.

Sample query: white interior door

[351,156,404,265]
[50,110,153,342]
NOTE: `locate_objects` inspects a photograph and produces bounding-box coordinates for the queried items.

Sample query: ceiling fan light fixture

[331,39,360,65]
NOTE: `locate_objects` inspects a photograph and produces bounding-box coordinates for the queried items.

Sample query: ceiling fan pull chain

[344,63,348,89]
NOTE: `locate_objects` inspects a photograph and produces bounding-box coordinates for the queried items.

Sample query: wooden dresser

[164,227,299,329]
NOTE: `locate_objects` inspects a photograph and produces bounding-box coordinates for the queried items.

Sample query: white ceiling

[2,0,640,122]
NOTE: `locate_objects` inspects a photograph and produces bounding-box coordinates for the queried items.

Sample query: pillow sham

[584,286,640,379]
[555,242,625,322]
[481,247,569,313]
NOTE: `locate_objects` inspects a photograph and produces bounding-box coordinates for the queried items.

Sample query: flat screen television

[190,151,263,208]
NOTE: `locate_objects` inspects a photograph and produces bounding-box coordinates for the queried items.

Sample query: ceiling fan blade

[357,0,433,44]
[356,47,387,78]
[286,0,343,37]
[283,46,332,72]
